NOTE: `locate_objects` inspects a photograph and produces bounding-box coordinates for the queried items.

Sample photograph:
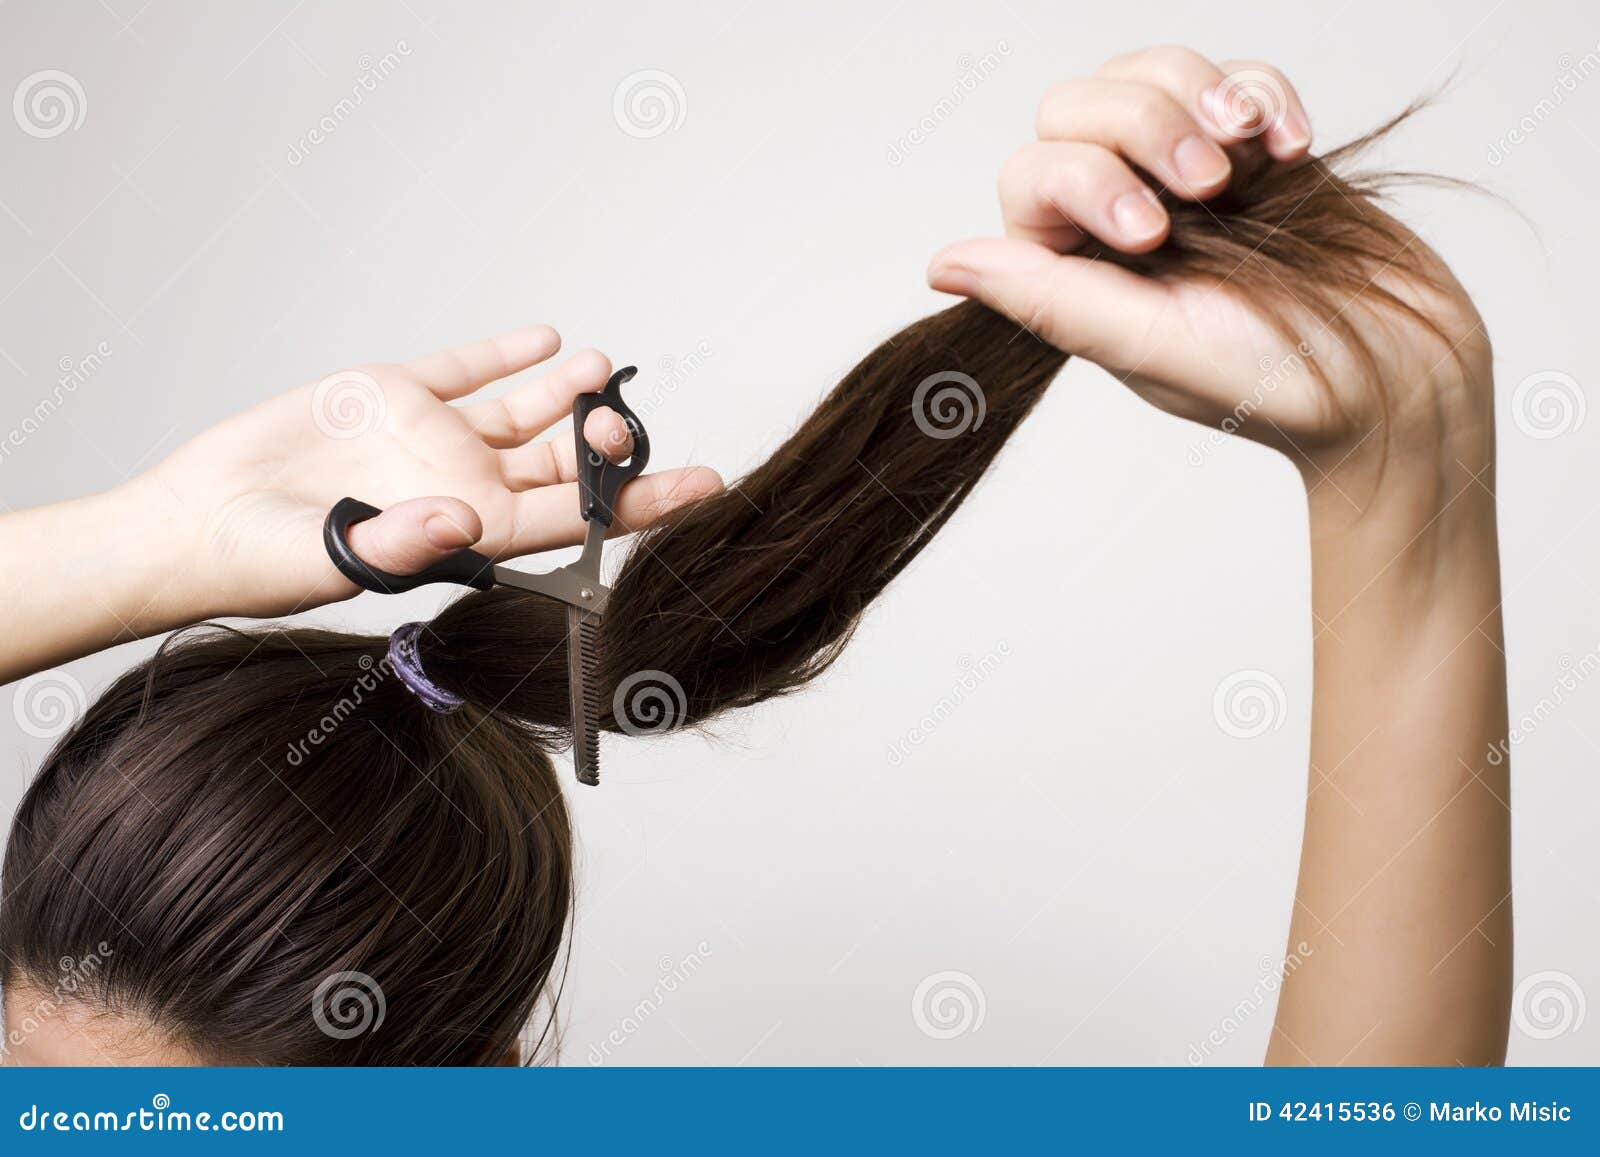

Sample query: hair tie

[388,622,465,715]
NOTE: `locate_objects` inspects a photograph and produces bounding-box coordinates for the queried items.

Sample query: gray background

[2,0,1596,1064]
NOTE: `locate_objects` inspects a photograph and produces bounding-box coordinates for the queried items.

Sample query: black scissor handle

[325,368,653,592]
[323,497,497,594]
[574,366,651,527]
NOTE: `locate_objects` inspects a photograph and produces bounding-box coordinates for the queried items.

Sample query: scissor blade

[567,605,601,786]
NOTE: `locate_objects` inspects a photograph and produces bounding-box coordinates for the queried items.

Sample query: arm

[0,487,197,684]
[929,45,1510,1064]
[1271,429,1508,1065]
[0,328,721,686]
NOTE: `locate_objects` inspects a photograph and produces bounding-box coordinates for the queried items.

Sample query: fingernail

[424,514,474,550]
[1112,189,1166,242]
[929,263,982,296]
[1174,134,1229,189]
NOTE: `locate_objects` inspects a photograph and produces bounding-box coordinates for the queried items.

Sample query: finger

[1098,46,1311,161]
[508,466,725,553]
[1035,78,1231,199]
[497,410,634,491]
[999,140,1169,254]
[343,496,484,577]
[1212,60,1312,160]
[405,324,561,401]
[928,236,1184,379]
[460,348,613,448]
[585,407,634,464]
[1096,46,1243,143]
[609,466,723,534]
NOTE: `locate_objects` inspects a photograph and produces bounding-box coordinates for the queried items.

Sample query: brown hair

[0,118,1451,1064]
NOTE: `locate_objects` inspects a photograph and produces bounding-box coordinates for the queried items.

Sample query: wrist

[0,481,222,684]
[1302,422,1501,642]
[94,477,222,633]
[1302,370,1495,544]
[1299,360,1495,512]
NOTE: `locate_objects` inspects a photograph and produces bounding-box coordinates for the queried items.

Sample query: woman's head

[2,112,1450,1064]
[0,625,572,1064]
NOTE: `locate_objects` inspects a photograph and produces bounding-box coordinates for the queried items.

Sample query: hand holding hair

[928,46,1507,1067]
[931,46,1490,504]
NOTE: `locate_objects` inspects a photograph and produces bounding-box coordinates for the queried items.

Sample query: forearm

[0,481,208,684]
[1270,431,1510,1065]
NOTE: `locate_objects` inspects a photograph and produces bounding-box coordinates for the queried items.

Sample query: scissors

[322,366,651,785]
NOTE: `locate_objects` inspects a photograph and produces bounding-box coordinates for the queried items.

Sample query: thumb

[343,496,484,577]
[928,237,1179,379]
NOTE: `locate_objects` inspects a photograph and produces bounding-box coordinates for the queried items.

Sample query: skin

[929,46,1508,1063]
[0,328,724,685]
[2,47,1507,1065]
[2,989,200,1066]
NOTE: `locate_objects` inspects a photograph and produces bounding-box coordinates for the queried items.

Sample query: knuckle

[1102,44,1205,76]
[998,143,1054,210]
[484,398,515,437]
[1122,83,1174,123]
[998,145,1038,192]
[573,346,612,373]
[1038,157,1094,205]
[486,340,518,375]
[1096,49,1140,77]
[1035,80,1080,133]
[1142,44,1212,76]
[361,533,408,573]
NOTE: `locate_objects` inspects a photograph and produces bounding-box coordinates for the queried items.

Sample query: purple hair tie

[388,622,465,715]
